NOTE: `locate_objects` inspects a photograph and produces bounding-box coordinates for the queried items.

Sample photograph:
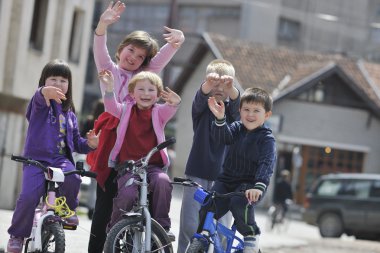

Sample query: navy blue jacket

[212,121,276,192]
[185,88,240,180]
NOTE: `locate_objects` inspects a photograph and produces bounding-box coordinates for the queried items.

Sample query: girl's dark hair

[116,31,159,68]
[38,59,75,112]
[240,87,273,112]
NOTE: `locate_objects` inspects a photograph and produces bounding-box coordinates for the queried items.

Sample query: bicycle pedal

[62,224,77,230]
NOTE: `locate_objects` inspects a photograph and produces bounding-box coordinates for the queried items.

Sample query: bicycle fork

[130,173,152,253]
[27,191,60,251]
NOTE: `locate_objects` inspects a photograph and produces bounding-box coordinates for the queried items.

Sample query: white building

[0,0,95,209]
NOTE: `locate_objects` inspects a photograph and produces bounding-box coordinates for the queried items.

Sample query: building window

[305,146,364,178]
[295,74,368,110]
[30,0,48,51]
[69,9,84,63]
[277,17,301,42]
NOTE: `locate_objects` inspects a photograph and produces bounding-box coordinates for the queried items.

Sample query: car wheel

[318,213,343,238]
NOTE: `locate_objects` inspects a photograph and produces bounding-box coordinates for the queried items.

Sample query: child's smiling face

[130,79,158,110]
[118,44,147,72]
[240,101,271,131]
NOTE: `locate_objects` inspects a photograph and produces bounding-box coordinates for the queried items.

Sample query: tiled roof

[206,33,380,109]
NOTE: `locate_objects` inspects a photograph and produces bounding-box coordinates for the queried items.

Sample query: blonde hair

[128,71,164,96]
[206,59,235,77]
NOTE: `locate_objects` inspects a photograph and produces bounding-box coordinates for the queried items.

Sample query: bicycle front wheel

[104,216,173,253]
[40,222,65,253]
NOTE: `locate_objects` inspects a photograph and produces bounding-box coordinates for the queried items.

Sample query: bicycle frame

[124,164,153,251]
[26,166,65,251]
[11,155,97,252]
[195,189,244,253]
[173,178,245,253]
[113,137,176,252]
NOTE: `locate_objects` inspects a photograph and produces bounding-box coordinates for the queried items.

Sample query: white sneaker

[243,235,260,253]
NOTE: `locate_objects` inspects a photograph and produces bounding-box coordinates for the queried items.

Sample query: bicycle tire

[40,222,65,253]
[186,238,207,253]
[104,216,173,253]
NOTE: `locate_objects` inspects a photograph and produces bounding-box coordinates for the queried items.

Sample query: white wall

[10,0,95,112]
[0,0,95,209]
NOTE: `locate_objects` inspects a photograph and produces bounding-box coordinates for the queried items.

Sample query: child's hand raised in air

[161,87,181,106]
[245,189,262,205]
[96,1,126,35]
[205,72,222,88]
[220,75,234,90]
[41,86,67,107]
[98,70,114,92]
[163,26,185,49]
[86,129,101,149]
[208,96,225,120]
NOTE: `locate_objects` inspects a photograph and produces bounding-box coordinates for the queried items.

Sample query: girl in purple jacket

[7,59,99,253]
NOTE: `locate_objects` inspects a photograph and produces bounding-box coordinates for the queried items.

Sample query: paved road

[3,187,379,252]
[1,187,309,252]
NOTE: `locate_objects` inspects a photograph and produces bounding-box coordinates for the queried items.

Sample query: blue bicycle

[173,178,261,253]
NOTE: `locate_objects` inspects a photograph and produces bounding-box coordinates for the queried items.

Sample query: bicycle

[265,199,292,232]
[172,177,261,253]
[10,154,97,253]
[103,137,176,253]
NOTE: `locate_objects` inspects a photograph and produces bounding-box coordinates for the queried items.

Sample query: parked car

[303,173,380,240]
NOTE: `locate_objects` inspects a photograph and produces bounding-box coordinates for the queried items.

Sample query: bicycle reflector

[194,188,208,204]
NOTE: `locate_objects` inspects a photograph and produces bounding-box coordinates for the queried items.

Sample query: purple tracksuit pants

[8,157,81,238]
[108,166,172,231]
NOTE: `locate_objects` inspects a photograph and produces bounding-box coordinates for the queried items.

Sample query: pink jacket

[103,91,179,168]
[94,34,178,102]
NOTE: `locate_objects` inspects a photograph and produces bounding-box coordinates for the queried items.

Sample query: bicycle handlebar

[156,137,176,151]
[173,177,246,199]
[11,154,97,178]
[115,137,176,173]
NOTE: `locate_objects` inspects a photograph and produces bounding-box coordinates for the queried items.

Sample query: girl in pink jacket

[99,70,181,238]
[89,2,184,251]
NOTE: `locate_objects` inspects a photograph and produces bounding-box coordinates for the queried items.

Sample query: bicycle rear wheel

[40,222,65,253]
[104,216,173,253]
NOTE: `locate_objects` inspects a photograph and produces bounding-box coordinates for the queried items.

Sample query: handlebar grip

[81,171,98,178]
[156,137,176,151]
[173,177,190,183]
[11,154,28,162]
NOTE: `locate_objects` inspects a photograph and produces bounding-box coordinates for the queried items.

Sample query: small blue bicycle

[173,178,261,253]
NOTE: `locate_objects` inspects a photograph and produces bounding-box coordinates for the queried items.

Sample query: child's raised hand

[205,73,221,88]
[220,75,239,100]
[96,1,126,35]
[245,189,262,204]
[161,87,181,106]
[98,70,114,92]
[208,97,225,120]
[220,75,234,90]
[41,86,67,107]
[163,26,185,49]
[87,129,101,149]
